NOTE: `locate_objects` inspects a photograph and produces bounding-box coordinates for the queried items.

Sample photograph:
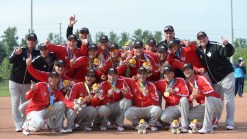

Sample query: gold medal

[112,86,116,92]
[48,105,54,111]
[164,92,170,97]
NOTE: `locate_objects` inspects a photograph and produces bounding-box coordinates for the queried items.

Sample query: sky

[0,0,246,44]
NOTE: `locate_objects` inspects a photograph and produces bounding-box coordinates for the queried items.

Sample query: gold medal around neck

[112,86,116,92]
[164,92,170,97]
[48,105,54,111]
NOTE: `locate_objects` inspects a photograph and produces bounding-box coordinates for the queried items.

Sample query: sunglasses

[110,49,118,53]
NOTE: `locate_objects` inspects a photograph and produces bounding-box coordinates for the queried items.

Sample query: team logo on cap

[161,46,165,49]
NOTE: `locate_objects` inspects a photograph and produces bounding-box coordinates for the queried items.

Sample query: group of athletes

[9,15,236,136]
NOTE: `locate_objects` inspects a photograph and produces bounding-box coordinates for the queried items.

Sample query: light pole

[31,0,33,33]
[230,0,234,63]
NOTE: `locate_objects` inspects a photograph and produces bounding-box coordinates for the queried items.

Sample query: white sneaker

[226,125,234,130]
[16,128,22,132]
[117,126,124,132]
[100,126,107,131]
[180,127,188,133]
[52,128,68,134]
[66,128,73,133]
[22,128,30,136]
[151,126,157,132]
[84,126,92,131]
[198,129,213,134]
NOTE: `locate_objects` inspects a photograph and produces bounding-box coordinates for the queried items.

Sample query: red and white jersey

[69,82,101,108]
[25,82,74,115]
[123,77,159,107]
[99,78,133,105]
[186,75,222,104]
[154,77,189,106]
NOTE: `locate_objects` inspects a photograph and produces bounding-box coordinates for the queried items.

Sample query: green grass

[0,80,10,97]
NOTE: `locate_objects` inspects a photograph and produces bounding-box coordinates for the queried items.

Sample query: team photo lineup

[9,15,237,136]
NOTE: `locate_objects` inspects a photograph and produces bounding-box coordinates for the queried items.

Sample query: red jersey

[25,82,74,115]
[186,75,222,104]
[123,77,159,107]
[69,82,101,108]
[154,78,189,106]
[99,78,133,105]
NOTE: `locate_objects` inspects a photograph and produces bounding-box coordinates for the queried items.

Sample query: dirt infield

[0,96,246,139]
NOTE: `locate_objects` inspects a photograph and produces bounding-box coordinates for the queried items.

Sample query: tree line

[0,27,247,81]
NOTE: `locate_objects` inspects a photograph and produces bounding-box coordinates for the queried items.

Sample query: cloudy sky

[0,0,246,44]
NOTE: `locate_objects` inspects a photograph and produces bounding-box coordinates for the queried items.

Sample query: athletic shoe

[16,128,22,132]
[117,126,124,132]
[100,126,107,131]
[198,129,213,134]
[150,126,158,132]
[52,128,68,134]
[180,127,188,133]
[22,121,30,135]
[22,128,30,136]
[84,126,92,131]
[66,128,73,133]
[226,125,234,130]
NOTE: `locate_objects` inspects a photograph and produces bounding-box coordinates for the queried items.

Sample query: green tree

[131,29,142,42]
[47,32,65,45]
[234,38,247,48]
[109,31,119,44]
[153,31,162,44]
[2,27,18,55]
[0,57,11,80]
[142,30,153,44]
[119,32,130,48]
[0,41,7,64]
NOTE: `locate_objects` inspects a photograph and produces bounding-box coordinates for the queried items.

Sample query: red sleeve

[176,78,189,97]
[148,83,159,105]
[166,52,174,63]
[80,44,88,56]
[117,64,128,75]
[25,89,37,100]
[47,44,65,56]
[27,64,49,82]
[170,59,184,70]
[99,82,109,105]
[197,76,215,96]
[68,84,81,101]
[122,80,133,100]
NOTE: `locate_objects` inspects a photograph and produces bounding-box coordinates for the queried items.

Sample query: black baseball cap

[38,43,47,50]
[99,35,108,43]
[162,65,173,73]
[27,33,37,41]
[86,69,96,77]
[134,40,143,49]
[182,63,193,71]
[147,38,156,46]
[164,25,174,32]
[68,34,77,41]
[54,60,66,67]
[107,67,118,74]
[137,67,148,74]
[49,71,59,78]
[88,43,98,50]
[158,44,168,53]
[79,27,89,34]
[168,39,180,48]
[109,43,119,50]
[197,31,207,39]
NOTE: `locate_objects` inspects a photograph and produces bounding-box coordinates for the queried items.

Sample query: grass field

[0,79,246,97]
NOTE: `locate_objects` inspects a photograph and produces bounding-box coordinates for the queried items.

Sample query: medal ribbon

[47,84,55,107]
[166,79,175,92]
[84,81,91,96]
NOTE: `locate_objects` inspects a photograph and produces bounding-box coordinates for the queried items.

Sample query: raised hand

[221,36,229,46]
[30,80,36,90]
[69,14,77,27]
[121,83,128,94]
[26,54,32,65]
[180,39,191,47]
[15,44,22,55]
[197,68,205,75]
